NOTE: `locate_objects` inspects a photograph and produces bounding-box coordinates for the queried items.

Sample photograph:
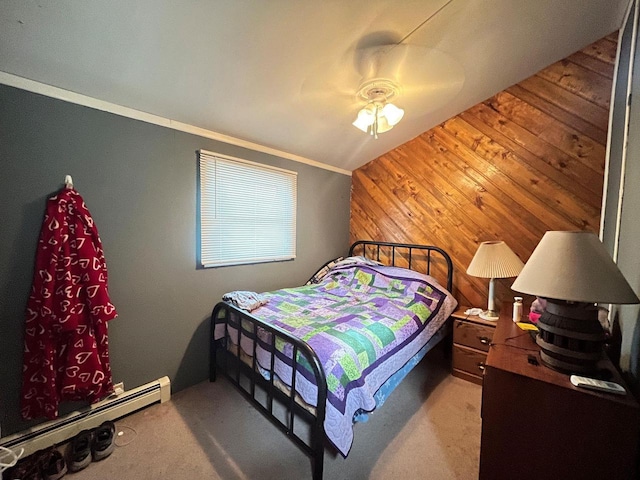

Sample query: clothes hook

[64,175,73,189]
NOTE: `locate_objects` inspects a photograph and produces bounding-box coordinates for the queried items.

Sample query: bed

[210,240,457,479]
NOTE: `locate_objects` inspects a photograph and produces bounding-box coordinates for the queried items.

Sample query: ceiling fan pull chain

[373,103,379,139]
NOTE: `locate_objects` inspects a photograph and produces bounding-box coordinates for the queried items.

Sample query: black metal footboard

[210,301,328,480]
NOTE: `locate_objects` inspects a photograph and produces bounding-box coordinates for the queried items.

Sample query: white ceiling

[0,0,628,172]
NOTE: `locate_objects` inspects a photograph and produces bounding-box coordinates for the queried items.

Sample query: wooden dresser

[480,312,640,480]
[451,308,496,384]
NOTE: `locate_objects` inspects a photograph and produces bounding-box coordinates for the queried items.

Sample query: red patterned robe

[21,188,117,420]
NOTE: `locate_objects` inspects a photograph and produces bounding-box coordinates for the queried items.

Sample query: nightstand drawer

[452,344,487,379]
[453,319,494,352]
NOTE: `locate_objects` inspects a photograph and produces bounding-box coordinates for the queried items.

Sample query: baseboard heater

[0,376,170,458]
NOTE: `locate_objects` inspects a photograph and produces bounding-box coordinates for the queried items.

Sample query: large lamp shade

[511,231,639,374]
[511,231,639,304]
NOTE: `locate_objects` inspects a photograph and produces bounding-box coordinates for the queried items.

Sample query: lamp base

[479,310,499,321]
[536,299,606,375]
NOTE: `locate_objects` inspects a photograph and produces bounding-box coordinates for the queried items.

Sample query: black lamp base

[535,299,607,375]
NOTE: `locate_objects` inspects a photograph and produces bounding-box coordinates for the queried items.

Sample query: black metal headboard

[349,240,453,292]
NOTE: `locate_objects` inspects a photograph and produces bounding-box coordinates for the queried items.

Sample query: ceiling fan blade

[398,80,465,114]
[299,49,361,99]
[350,43,465,114]
[355,44,464,88]
[300,41,466,120]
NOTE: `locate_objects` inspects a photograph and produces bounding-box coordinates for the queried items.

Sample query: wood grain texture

[350,35,615,311]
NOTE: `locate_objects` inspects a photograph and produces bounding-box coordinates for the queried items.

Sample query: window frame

[197,149,298,268]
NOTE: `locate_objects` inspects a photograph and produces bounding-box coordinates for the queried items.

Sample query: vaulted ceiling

[0,0,628,172]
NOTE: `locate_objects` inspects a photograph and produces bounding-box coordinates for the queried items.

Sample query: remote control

[570,375,626,395]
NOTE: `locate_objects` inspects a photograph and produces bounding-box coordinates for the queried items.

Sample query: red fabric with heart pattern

[21,188,117,420]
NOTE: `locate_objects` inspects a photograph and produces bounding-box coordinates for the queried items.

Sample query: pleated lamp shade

[467,241,524,279]
[466,241,524,321]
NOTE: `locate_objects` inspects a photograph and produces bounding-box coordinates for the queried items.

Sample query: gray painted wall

[602,1,640,386]
[0,84,351,436]
[617,5,640,380]
[602,12,632,257]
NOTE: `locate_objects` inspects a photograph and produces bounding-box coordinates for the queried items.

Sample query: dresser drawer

[453,319,494,352]
[452,344,487,380]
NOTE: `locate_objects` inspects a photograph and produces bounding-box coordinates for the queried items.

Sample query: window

[198,150,297,267]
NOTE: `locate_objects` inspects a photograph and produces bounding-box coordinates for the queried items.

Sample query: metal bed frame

[210,240,454,480]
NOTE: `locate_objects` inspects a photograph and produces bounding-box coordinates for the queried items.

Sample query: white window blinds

[198,150,297,267]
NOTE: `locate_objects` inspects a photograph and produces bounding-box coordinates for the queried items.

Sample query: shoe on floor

[68,430,92,472]
[5,447,69,480]
[91,421,116,461]
[5,451,43,480]
[40,449,67,480]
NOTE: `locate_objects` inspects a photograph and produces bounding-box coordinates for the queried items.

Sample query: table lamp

[467,241,524,320]
[511,231,640,374]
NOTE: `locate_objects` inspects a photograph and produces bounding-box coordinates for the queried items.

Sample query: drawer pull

[478,336,491,345]
[477,363,486,371]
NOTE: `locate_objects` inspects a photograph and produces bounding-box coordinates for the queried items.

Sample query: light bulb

[352,106,375,132]
[382,103,404,126]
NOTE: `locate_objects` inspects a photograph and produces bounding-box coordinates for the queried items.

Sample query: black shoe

[91,421,116,461]
[5,455,42,480]
[68,430,92,472]
[40,449,67,480]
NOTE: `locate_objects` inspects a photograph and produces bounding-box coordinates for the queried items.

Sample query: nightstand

[451,307,496,384]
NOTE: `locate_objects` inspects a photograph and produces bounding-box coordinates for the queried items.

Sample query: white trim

[0,71,351,177]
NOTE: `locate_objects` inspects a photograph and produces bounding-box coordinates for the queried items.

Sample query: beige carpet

[66,350,481,479]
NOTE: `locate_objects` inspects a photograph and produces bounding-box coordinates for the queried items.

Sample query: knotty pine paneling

[350,34,616,309]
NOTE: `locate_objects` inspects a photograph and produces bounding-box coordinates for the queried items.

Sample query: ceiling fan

[301,41,465,139]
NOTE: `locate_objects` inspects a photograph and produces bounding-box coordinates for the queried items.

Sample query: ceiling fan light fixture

[353,79,404,139]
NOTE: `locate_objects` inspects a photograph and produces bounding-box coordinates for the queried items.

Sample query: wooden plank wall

[350,33,617,309]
